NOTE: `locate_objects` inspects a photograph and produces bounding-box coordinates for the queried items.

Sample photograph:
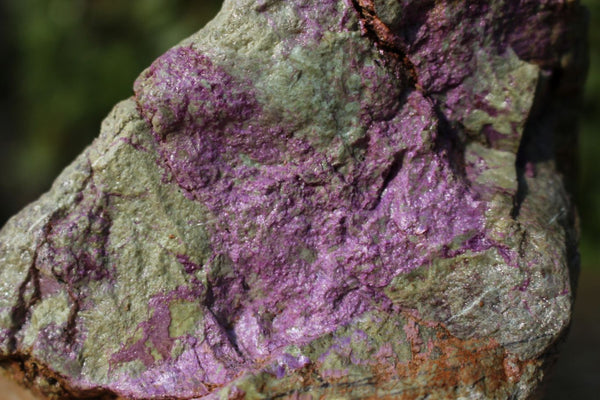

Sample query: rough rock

[0,0,586,399]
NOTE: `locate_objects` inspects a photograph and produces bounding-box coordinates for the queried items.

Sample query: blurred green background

[578,0,600,274]
[0,0,597,398]
[0,0,223,219]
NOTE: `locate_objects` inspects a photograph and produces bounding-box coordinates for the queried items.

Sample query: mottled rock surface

[0,0,586,399]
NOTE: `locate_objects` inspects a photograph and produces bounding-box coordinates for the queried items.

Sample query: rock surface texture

[0,0,587,399]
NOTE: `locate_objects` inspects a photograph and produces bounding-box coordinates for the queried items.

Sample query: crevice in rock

[349,0,419,86]
[7,253,41,353]
[203,282,246,361]
[432,105,469,182]
[350,0,472,190]
[372,150,405,209]
[64,287,81,346]
[381,151,404,192]
[511,167,529,220]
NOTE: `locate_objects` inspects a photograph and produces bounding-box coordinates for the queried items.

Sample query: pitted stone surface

[0,0,586,399]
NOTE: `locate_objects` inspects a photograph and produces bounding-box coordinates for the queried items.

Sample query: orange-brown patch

[367,314,532,399]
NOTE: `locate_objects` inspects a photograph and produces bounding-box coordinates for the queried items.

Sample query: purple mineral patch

[132,39,486,368]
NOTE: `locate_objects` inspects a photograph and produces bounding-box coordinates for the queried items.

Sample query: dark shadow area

[545,269,600,399]
[544,1,600,397]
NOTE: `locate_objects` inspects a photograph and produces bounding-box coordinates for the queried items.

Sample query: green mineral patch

[169,300,203,337]
[23,292,70,348]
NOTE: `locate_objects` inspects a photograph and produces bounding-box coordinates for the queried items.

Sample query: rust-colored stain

[366,313,535,399]
[271,312,538,399]
[0,356,119,400]
[350,0,420,86]
[400,321,507,397]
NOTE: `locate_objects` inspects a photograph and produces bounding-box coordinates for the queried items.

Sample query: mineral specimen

[0,0,586,399]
